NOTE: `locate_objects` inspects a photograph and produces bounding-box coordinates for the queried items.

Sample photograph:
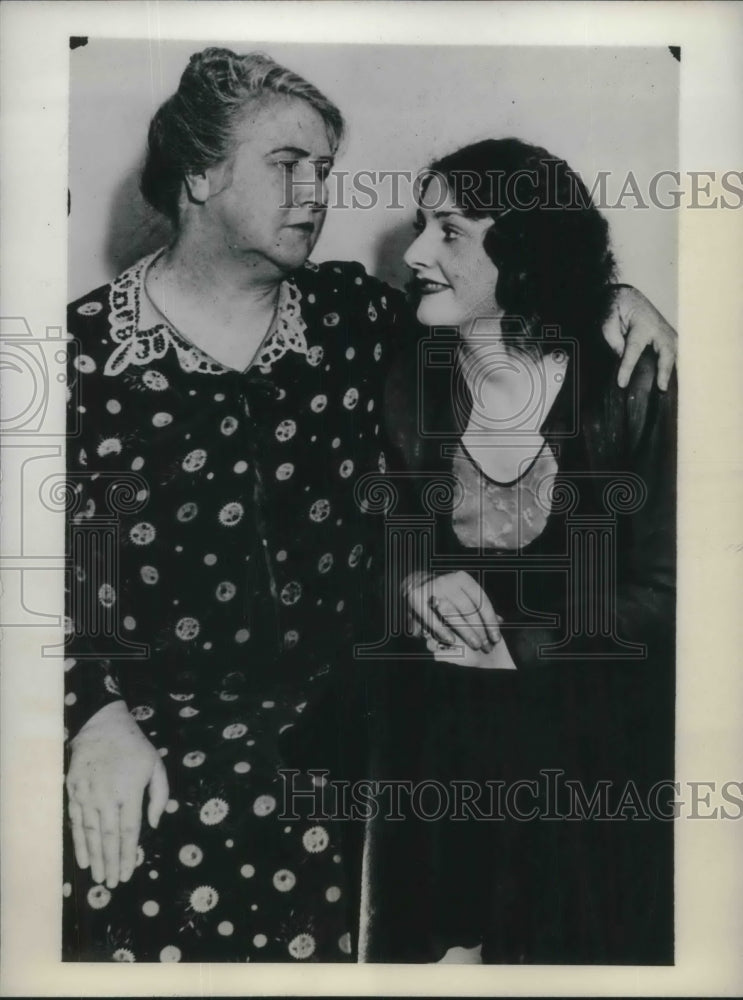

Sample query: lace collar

[103,251,310,377]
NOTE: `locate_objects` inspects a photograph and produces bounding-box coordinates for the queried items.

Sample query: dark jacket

[366,330,676,964]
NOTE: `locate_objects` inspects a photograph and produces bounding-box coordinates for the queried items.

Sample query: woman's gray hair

[141,47,345,224]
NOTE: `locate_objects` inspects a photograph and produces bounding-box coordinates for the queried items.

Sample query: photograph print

[63,37,678,965]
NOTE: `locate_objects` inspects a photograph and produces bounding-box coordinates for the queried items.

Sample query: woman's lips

[286,222,315,234]
[415,278,451,295]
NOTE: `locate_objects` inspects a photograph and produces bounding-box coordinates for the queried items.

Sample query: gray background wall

[69,40,678,322]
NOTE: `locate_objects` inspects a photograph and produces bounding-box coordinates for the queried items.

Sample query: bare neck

[143,232,285,372]
[459,340,561,437]
[155,229,283,312]
[459,331,538,404]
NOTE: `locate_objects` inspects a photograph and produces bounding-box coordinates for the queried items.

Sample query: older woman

[65,49,676,963]
[366,138,676,964]
[63,47,396,964]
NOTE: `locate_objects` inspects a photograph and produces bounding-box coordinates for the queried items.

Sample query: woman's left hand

[403,570,501,652]
[603,285,677,391]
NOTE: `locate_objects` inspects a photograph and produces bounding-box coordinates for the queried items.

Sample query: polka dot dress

[63,254,401,962]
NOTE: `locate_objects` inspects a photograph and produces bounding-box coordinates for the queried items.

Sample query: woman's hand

[403,570,501,652]
[66,700,169,890]
[604,285,677,391]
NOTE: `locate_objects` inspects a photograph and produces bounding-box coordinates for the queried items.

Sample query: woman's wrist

[74,698,130,741]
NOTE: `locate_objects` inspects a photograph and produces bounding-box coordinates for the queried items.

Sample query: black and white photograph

[1,1,742,995]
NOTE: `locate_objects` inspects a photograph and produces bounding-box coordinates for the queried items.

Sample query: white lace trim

[103,252,310,377]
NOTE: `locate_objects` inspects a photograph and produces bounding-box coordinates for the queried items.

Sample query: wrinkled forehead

[229,95,335,157]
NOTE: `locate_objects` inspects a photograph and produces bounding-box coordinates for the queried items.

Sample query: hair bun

[142,47,344,224]
[182,47,276,92]
[187,47,235,70]
[182,47,239,87]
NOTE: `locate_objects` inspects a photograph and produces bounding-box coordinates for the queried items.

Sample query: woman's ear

[183,171,210,205]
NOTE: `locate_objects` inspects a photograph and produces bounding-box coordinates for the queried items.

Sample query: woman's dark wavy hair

[421,138,617,355]
[140,47,345,225]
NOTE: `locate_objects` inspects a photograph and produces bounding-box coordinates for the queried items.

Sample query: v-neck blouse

[451,437,559,551]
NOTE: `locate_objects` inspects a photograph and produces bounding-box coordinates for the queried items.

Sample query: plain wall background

[69,40,678,323]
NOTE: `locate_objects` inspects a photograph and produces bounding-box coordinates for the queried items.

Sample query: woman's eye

[442,227,459,243]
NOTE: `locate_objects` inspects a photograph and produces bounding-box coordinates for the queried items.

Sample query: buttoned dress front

[63,253,402,963]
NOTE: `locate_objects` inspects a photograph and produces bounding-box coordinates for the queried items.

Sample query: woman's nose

[292,161,327,208]
[403,230,429,270]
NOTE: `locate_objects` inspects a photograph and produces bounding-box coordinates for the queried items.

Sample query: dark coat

[365,329,676,963]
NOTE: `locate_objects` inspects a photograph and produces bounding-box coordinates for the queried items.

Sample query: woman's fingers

[457,575,501,646]
[425,611,461,648]
[82,804,105,884]
[68,797,90,870]
[433,593,486,650]
[147,758,170,830]
[600,297,626,355]
[405,572,499,651]
[433,573,497,650]
[416,595,459,646]
[119,796,142,883]
[65,704,168,894]
[655,336,675,392]
[616,335,645,389]
[613,286,677,391]
[407,580,459,646]
[99,804,121,889]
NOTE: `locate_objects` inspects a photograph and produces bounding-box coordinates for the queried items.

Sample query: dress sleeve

[64,315,128,741]
[506,353,677,670]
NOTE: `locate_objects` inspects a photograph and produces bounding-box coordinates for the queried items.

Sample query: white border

[2,2,742,996]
